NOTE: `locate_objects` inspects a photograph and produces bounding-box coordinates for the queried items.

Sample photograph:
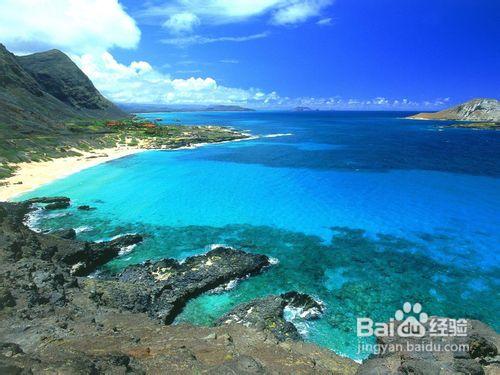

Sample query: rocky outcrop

[44,200,70,210]
[65,234,144,276]
[77,205,96,211]
[216,292,324,342]
[51,228,76,240]
[0,198,143,276]
[86,247,270,324]
[407,98,500,122]
[357,317,499,375]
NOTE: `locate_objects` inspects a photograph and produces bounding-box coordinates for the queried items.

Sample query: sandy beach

[0,147,146,201]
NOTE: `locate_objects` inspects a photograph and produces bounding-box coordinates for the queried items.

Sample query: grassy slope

[0,118,247,179]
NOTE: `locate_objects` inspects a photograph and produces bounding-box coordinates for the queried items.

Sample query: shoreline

[0,146,146,201]
[0,134,260,202]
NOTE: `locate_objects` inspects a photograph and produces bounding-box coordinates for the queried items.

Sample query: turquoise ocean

[20,111,500,360]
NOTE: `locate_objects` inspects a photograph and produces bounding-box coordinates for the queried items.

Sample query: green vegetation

[450,122,499,130]
[0,44,248,180]
[0,117,248,180]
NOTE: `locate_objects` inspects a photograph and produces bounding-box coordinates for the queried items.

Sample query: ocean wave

[119,244,137,256]
[95,232,137,243]
[269,257,280,265]
[206,243,237,251]
[23,207,43,232]
[74,226,93,234]
[283,297,325,336]
[283,306,311,336]
[209,274,250,294]
[261,133,293,138]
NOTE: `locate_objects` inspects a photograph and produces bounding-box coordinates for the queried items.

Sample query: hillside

[0,44,129,177]
[17,50,124,117]
[407,98,500,122]
[0,43,250,181]
[0,44,125,131]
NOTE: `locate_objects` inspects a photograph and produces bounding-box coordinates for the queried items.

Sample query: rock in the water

[88,247,270,324]
[26,197,70,205]
[25,196,71,211]
[44,201,70,210]
[65,234,144,276]
[216,291,324,342]
[77,205,96,211]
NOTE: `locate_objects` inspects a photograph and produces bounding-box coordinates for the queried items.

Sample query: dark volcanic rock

[0,287,15,309]
[63,234,144,276]
[26,197,70,205]
[88,247,270,324]
[216,291,324,342]
[1,197,497,374]
[0,198,142,277]
[356,317,500,375]
[44,201,70,210]
[282,291,324,319]
[51,228,76,240]
[77,205,96,211]
[0,198,361,374]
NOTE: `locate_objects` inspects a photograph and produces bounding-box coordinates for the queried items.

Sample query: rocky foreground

[0,198,357,373]
[0,198,498,374]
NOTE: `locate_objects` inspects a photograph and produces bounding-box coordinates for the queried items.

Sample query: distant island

[294,106,314,112]
[118,103,254,113]
[406,98,499,129]
[205,105,255,112]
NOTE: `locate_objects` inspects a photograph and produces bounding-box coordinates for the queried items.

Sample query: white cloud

[272,0,331,25]
[160,32,269,46]
[257,95,449,110]
[163,12,200,33]
[0,0,140,54]
[139,0,334,28]
[0,0,445,110]
[172,77,217,91]
[71,51,452,109]
[316,17,332,26]
[71,52,277,105]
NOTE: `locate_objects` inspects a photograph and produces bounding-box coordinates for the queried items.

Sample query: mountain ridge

[0,43,125,132]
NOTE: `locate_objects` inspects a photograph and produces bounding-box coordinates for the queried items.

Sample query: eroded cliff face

[408,98,500,122]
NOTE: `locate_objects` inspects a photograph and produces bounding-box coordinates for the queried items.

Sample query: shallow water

[20,111,500,360]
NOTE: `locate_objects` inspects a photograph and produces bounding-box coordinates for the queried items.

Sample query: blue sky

[1,0,499,109]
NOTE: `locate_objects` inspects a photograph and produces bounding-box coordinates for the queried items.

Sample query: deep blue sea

[20,111,500,360]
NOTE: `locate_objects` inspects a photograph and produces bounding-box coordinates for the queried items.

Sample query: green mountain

[0,44,128,177]
[0,44,124,132]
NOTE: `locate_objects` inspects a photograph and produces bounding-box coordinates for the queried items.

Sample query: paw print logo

[395,302,428,337]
